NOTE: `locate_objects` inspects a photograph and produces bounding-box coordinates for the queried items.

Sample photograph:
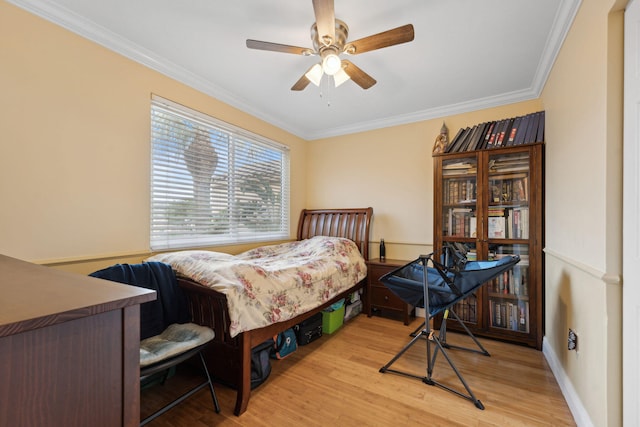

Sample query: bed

[148,207,373,415]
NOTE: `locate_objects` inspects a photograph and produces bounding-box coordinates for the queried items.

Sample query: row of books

[445,208,477,238]
[442,159,476,176]
[451,298,477,323]
[489,264,529,296]
[489,177,528,203]
[445,111,545,153]
[442,176,529,205]
[487,207,529,239]
[490,300,530,333]
[443,206,529,239]
[444,179,477,204]
[488,153,530,173]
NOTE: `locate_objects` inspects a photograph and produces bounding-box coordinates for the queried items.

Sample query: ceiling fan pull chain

[326,75,331,107]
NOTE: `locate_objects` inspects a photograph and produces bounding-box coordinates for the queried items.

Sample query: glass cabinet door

[487,243,530,332]
[441,157,478,239]
[485,150,531,334]
[440,156,479,324]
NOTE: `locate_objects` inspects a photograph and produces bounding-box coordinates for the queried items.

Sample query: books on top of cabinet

[442,111,544,154]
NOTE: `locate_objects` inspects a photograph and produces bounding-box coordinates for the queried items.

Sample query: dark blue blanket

[90,262,189,340]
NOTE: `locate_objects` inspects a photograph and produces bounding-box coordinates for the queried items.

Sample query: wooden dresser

[366,258,414,325]
[0,254,155,427]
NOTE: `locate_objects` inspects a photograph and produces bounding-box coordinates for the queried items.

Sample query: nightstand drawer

[371,285,405,310]
[366,258,413,325]
[368,265,397,283]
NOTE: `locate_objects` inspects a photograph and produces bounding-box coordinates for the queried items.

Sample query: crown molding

[8,0,581,142]
[530,0,582,97]
[7,0,309,138]
[305,87,540,140]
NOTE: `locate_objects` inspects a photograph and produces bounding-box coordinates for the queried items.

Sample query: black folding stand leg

[378,255,485,410]
[379,321,485,410]
[442,309,490,356]
[379,326,429,379]
[425,332,485,410]
[409,320,425,337]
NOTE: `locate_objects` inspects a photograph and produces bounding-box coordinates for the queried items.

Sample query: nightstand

[366,258,414,325]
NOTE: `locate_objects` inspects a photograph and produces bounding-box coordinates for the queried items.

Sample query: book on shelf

[460,124,478,151]
[478,121,495,150]
[496,118,514,147]
[488,176,529,203]
[490,264,528,296]
[444,178,476,203]
[514,115,529,145]
[505,116,522,146]
[466,122,487,151]
[487,119,504,149]
[490,300,529,332]
[469,216,477,238]
[458,124,478,151]
[454,298,477,323]
[446,127,471,153]
[535,111,545,142]
[443,160,477,178]
[486,206,529,239]
[488,216,506,238]
[447,207,475,237]
[523,112,539,144]
[486,120,500,149]
[447,127,465,153]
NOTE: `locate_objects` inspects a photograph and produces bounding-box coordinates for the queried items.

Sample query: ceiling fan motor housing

[311,19,349,52]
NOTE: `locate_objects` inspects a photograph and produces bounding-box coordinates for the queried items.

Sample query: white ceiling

[10,0,580,140]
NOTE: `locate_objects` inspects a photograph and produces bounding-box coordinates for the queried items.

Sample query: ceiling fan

[246,0,415,91]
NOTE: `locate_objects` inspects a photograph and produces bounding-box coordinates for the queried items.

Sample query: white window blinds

[150,95,290,250]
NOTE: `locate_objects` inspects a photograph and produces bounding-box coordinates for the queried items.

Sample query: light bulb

[322,53,341,76]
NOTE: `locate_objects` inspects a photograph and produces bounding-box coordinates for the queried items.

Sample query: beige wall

[541,0,624,425]
[0,2,307,272]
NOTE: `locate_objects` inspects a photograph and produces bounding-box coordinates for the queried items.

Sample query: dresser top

[0,254,155,337]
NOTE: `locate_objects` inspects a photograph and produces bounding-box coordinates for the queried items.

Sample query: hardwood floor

[141,314,575,426]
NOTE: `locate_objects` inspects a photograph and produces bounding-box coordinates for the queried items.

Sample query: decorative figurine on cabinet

[433,121,449,154]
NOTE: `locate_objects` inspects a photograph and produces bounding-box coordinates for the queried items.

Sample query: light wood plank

[141,315,575,426]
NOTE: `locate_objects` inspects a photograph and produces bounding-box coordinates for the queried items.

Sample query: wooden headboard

[296,207,373,260]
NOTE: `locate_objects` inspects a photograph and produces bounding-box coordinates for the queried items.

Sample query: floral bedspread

[147,236,367,338]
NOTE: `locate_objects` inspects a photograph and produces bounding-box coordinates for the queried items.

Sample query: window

[150,95,290,250]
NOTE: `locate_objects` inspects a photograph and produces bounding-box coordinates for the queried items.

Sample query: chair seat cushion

[140,323,214,367]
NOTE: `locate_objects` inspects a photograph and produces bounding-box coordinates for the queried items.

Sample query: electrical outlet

[568,329,577,350]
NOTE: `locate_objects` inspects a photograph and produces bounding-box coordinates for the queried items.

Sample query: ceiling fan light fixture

[305,63,323,86]
[333,67,350,87]
[322,53,341,75]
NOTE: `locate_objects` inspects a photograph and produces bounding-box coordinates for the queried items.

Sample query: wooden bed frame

[177,207,373,416]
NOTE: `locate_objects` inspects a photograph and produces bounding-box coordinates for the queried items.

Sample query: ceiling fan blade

[246,39,313,55]
[342,60,376,89]
[345,24,415,55]
[313,0,335,46]
[291,66,315,91]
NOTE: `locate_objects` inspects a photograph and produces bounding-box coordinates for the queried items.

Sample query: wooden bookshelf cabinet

[367,258,414,325]
[433,143,544,349]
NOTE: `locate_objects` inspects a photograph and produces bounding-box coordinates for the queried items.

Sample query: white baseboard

[542,336,593,427]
